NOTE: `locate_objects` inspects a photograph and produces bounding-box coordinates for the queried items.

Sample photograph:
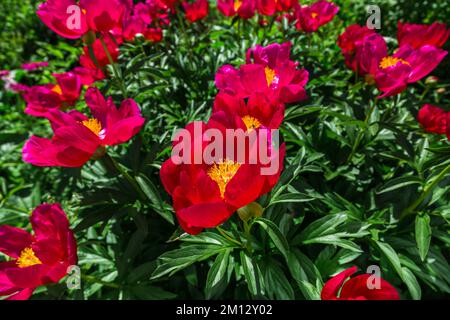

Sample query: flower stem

[400,163,450,220]
[347,97,378,163]
[216,226,244,247]
[104,153,146,201]
[99,35,128,98]
[242,220,253,253]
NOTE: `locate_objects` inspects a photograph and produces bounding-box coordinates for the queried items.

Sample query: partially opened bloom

[418,104,448,135]
[398,22,449,49]
[344,30,448,98]
[183,0,209,22]
[216,42,309,104]
[321,266,400,300]
[24,72,82,117]
[294,0,339,33]
[21,62,49,71]
[160,120,285,234]
[337,24,375,72]
[37,0,130,39]
[23,87,145,167]
[0,203,77,300]
[217,0,256,19]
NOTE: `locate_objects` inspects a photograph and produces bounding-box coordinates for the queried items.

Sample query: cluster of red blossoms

[338,22,448,98]
[0,204,77,300]
[160,41,308,234]
[217,0,339,34]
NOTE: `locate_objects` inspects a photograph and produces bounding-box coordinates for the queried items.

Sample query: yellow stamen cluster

[234,0,242,11]
[242,115,262,131]
[207,160,241,198]
[82,118,102,136]
[311,12,318,18]
[379,56,410,69]
[16,247,42,268]
[264,67,276,87]
[51,84,63,95]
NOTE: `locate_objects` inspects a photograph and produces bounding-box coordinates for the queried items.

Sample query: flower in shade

[23,87,145,167]
[183,0,209,23]
[37,0,131,39]
[217,0,256,19]
[21,62,49,71]
[397,21,449,49]
[337,24,375,72]
[73,35,120,86]
[418,104,448,135]
[160,120,285,234]
[216,42,309,104]
[294,0,339,33]
[23,72,82,117]
[0,203,77,300]
[321,266,400,300]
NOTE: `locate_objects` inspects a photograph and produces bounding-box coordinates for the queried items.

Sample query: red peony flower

[143,28,163,42]
[337,24,376,72]
[211,92,285,131]
[398,21,449,49]
[73,35,120,85]
[216,42,309,104]
[183,0,209,23]
[21,61,49,71]
[122,16,147,41]
[321,266,400,300]
[23,87,145,167]
[418,104,448,135]
[256,0,277,16]
[342,29,448,98]
[37,0,132,39]
[294,0,339,33]
[0,203,77,300]
[374,44,447,98]
[23,72,82,117]
[160,120,285,234]
[217,0,256,19]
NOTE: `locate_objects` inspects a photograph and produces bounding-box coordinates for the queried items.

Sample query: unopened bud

[237,202,264,222]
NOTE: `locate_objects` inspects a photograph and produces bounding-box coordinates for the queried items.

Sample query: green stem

[419,86,430,102]
[104,153,146,201]
[242,220,253,253]
[216,226,244,247]
[347,97,378,163]
[81,274,121,289]
[99,36,128,98]
[400,163,450,220]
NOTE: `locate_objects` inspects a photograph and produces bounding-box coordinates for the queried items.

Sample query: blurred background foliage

[0,0,449,300]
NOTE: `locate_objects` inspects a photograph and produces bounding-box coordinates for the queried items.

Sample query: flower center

[82,118,102,136]
[82,8,87,15]
[207,159,241,198]
[379,56,410,69]
[311,12,318,18]
[234,0,242,11]
[242,115,261,131]
[16,247,42,268]
[264,67,276,87]
[51,84,63,95]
